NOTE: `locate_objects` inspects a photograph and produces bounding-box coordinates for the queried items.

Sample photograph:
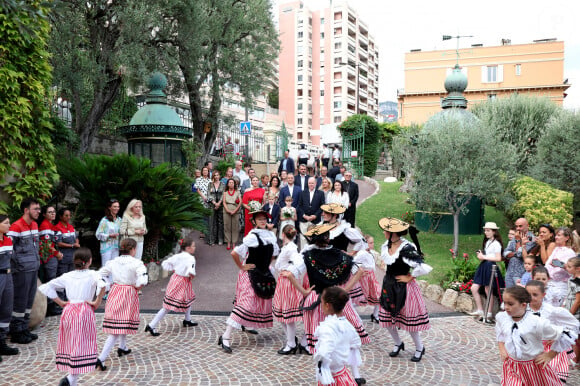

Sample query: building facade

[397,40,570,125]
[278,0,379,146]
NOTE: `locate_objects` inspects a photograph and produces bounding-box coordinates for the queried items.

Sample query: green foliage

[267,87,279,109]
[530,111,580,216]
[56,154,208,258]
[337,115,381,177]
[507,176,573,230]
[444,252,479,285]
[391,124,422,180]
[216,158,235,178]
[379,122,403,146]
[472,94,561,173]
[181,140,204,178]
[0,1,58,212]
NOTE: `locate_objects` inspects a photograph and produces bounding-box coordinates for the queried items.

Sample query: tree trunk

[453,211,460,256]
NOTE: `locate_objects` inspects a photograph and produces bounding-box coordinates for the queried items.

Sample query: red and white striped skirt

[272,275,303,324]
[349,271,381,306]
[103,284,140,335]
[230,270,273,328]
[501,356,562,386]
[318,366,357,386]
[303,289,370,351]
[56,302,98,374]
[379,279,430,332]
[348,281,366,306]
[543,341,570,382]
[163,274,196,312]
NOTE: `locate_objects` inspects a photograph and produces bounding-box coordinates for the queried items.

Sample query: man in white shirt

[332,146,341,163]
[322,144,331,168]
[233,160,248,186]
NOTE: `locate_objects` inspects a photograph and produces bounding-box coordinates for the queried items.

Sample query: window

[308,118,312,125]
[308,90,312,97]
[309,61,312,69]
[298,31,303,39]
[297,75,303,82]
[298,19,303,25]
[334,42,342,50]
[297,60,303,68]
[297,118,303,125]
[334,101,342,109]
[334,116,342,123]
[321,17,325,24]
[320,90,325,96]
[297,46,303,54]
[297,89,303,97]
[515,64,521,76]
[488,94,497,101]
[334,86,342,94]
[481,65,503,83]
[297,132,303,140]
[321,32,325,39]
[309,17,312,26]
[308,75,312,83]
[297,103,303,111]
[309,33,312,40]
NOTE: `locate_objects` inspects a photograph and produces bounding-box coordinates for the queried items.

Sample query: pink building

[278,0,379,146]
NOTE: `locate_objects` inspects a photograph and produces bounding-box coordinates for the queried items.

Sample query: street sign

[240,121,251,135]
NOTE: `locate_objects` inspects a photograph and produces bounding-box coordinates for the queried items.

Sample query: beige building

[397,39,570,125]
[278,0,379,145]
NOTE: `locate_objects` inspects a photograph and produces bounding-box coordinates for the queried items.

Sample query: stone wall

[88,134,128,156]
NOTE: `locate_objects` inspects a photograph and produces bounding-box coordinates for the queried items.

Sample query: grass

[357,182,510,284]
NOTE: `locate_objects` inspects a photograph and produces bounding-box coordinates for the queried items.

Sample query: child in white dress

[496,286,577,385]
[314,286,362,386]
[38,248,106,386]
[145,233,198,336]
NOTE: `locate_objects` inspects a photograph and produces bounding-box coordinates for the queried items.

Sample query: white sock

[373,305,379,319]
[67,374,79,386]
[149,308,168,329]
[409,331,424,354]
[386,326,402,346]
[184,306,192,322]
[351,365,361,378]
[118,334,127,350]
[223,325,234,341]
[286,322,297,348]
[98,335,118,362]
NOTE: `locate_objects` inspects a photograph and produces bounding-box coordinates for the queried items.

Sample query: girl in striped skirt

[96,238,148,370]
[218,201,280,354]
[145,233,198,336]
[38,248,106,386]
[497,286,577,386]
[377,217,432,363]
[525,280,579,383]
[272,224,303,355]
[349,246,381,316]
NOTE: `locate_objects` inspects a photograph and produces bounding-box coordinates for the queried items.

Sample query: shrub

[337,115,380,177]
[507,176,573,229]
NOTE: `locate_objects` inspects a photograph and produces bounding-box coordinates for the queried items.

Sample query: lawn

[357,182,510,284]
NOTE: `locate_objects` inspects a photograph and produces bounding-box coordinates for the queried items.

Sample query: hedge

[508,176,573,229]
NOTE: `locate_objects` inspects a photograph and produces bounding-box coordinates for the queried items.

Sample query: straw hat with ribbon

[378,217,410,233]
[304,222,337,237]
[320,203,346,215]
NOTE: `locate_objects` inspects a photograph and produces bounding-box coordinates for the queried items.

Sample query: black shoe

[355,378,367,385]
[0,339,19,355]
[218,336,232,354]
[145,324,160,336]
[241,325,258,335]
[182,320,198,327]
[297,343,312,355]
[389,342,405,357]
[410,347,426,362]
[95,358,107,371]
[58,376,70,386]
[370,314,379,324]
[117,348,132,357]
[10,332,33,345]
[277,345,297,355]
[24,330,38,340]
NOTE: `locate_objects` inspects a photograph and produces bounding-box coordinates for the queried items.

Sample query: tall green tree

[337,114,381,177]
[412,113,517,255]
[471,94,560,173]
[530,110,580,216]
[0,1,58,212]
[391,124,422,192]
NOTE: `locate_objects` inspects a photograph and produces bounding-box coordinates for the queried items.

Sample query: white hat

[482,222,499,230]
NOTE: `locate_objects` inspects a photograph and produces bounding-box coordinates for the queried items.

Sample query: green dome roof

[444,64,468,93]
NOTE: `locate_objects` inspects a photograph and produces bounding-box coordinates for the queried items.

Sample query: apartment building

[397,39,570,125]
[278,0,379,146]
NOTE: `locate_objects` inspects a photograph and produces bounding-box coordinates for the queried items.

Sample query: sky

[274,0,580,110]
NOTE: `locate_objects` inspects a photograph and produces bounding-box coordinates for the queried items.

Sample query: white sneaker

[467,310,483,317]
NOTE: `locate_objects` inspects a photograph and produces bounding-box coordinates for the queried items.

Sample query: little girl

[272,225,303,355]
[564,257,580,369]
[348,243,381,322]
[314,286,362,386]
[496,286,577,385]
[525,280,579,382]
[532,265,557,306]
[279,196,297,240]
[38,248,106,386]
[516,256,535,287]
[96,238,148,370]
[145,233,198,336]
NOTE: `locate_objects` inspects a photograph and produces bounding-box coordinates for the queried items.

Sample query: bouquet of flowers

[281,207,294,220]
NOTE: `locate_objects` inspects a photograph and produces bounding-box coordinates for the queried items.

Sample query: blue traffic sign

[240,121,251,135]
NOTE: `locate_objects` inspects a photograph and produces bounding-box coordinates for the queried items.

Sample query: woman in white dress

[120,199,147,260]
[325,181,349,220]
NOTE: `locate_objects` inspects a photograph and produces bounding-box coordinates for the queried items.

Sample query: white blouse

[314,314,362,385]
[484,239,501,259]
[528,302,580,333]
[39,269,106,302]
[380,238,432,277]
[495,311,576,360]
[274,241,299,275]
[162,251,196,277]
[351,250,375,274]
[326,220,367,252]
[233,229,280,260]
[98,254,148,287]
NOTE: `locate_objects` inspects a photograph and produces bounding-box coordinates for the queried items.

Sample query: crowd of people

[192,148,359,252]
[467,217,580,383]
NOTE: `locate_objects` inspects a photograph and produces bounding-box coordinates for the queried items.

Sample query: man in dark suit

[296,164,309,191]
[278,173,301,209]
[316,165,330,188]
[327,159,341,181]
[341,171,359,227]
[297,177,325,247]
[262,194,281,236]
[278,150,295,175]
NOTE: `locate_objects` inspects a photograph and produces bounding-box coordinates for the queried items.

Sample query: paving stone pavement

[3,313,578,385]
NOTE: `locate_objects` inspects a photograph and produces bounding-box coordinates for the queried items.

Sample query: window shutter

[497,65,504,82]
[481,66,487,83]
